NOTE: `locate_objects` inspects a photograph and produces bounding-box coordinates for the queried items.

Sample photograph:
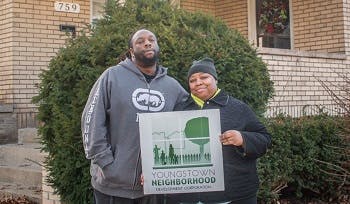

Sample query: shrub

[258,115,294,202]
[33,0,273,203]
[259,114,349,203]
[316,69,350,202]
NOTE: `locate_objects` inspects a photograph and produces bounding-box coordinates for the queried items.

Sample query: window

[91,0,106,23]
[256,0,291,49]
[91,0,126,23]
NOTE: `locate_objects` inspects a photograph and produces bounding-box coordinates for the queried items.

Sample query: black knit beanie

[187,57,217,80]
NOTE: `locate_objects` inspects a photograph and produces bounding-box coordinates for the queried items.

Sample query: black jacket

[168,90,271,202]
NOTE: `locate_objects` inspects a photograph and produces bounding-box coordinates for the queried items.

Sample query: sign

[54,2,80,13]
[139,109,224,194]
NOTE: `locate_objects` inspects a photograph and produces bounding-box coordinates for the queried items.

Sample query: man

[81,29,188,204]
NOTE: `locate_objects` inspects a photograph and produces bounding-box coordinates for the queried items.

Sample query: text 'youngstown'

[152,169,216,179]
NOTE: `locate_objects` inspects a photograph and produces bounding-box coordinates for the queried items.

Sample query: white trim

[247,0,257,46]
[289,0,294,49]
[90,0,93,23]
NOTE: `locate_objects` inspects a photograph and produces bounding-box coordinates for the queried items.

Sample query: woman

[167,57,271,204]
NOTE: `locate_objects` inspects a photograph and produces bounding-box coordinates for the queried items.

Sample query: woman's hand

[219,130,243,146]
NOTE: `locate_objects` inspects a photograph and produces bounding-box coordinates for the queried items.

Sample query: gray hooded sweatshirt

[81,58,188,198]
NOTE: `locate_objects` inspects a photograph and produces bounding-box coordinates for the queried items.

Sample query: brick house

[0,0,349,140]
[0,0,349,203]
[1,0,349,144]
[0,0,350,139]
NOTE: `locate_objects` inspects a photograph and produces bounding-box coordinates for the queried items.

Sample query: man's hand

[140,174,144,186]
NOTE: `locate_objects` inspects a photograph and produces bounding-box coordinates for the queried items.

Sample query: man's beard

[134,50,159,67]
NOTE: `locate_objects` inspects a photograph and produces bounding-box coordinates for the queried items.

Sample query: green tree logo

[184,117,210,160]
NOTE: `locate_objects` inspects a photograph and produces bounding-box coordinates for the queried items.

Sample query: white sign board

[139,109,224,194]
[54,2,80,13]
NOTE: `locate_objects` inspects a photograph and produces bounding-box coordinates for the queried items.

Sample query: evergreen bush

[259,114,349,203]
[33,0,274,203]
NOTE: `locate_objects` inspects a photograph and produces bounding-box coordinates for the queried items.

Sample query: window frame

[90,0,106,23]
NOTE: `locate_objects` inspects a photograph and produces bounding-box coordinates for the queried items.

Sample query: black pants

[94,189,160,204]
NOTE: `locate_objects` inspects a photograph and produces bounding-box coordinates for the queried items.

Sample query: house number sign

[54,2,80,13]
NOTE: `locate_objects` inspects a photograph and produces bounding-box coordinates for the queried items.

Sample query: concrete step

[0,143,43,186]
[0,166,42,186]
[0,143,43,203]
[0,143,43,170]
[18,128,40,144]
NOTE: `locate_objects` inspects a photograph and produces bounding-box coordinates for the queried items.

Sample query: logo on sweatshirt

[132,88,165,111]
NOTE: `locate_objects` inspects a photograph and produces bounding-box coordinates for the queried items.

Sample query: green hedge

[259,114,349,203]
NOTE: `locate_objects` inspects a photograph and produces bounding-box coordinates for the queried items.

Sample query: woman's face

[189,72,217,101]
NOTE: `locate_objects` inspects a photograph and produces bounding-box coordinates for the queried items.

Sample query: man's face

[130,29,160,67]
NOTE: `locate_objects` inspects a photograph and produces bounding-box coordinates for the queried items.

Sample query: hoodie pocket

[98,149,139,188]
[99,159,129,187]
